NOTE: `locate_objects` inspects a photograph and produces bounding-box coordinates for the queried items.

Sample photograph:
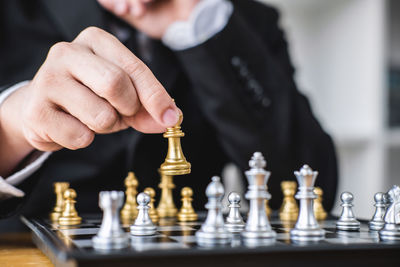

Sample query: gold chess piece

[120,172,139,222]
[156,172,178,218]
[314,187,328,220]
[178,187,198,222]
[265,199,272,218]
[279,181,299,221]
[50,182,69,222]
[58,188,82,226]
[144,187,159,224]
[159,114,191,175]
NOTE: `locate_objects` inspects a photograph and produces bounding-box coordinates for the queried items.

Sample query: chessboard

[21,213,400,267]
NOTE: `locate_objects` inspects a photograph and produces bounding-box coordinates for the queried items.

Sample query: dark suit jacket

[0,0,337,231]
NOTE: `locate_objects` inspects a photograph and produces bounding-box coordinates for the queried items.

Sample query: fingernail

[162,108,179,127]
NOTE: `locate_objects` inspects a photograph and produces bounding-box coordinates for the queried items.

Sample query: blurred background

[257,0,400,218]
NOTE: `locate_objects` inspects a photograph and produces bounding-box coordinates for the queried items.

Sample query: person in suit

[0,0,337,231]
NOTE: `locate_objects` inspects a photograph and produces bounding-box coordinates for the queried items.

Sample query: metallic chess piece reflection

[130,193,157,236]
[156,172,178,218]
[50,182,69,222]
[159,114,191,176]
[279,181,299,221]
[314,187,328,220]
[369,192,388,231]
[290,165,325,242]
[121,172,139,223]
[178,187,198,222]
[58,188,82,226]
[92,191,129,249]
[196,176,232,245]
[336,192,360,231]
[144,187,159,224]
[241,152,276,242]
[379,185,400,241]
[225,192,245,233]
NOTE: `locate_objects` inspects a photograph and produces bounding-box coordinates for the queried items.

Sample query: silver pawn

[379,185,400,241]
[130,192,157,236]
[241,152,276,242]
[369,192,388,231]
[225,192,245,233]
[196,176,232,245]
[336,192,360,231]
[92,191,129,249]
[290,165,325,242]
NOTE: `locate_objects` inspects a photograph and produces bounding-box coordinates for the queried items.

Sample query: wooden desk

[0,233,53,267]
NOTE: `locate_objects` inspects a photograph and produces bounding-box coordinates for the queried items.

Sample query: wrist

[0,84,35,176]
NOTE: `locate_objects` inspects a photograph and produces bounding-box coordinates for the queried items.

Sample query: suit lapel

[40,0,105,41]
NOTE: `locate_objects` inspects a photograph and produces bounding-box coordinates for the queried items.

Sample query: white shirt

[0,0,233,200]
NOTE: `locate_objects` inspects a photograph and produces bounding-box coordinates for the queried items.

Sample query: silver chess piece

[290,165,325,242]
[130,192,157,236]
[336,192,360,231]
[92,191,129,249]
[196,176,232,245]
[379,185,400,241]
[241,152,276,242]
[369,192,388,231]
[225,192,245,233]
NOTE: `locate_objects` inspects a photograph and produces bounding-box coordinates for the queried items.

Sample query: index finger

[73,27,180,127]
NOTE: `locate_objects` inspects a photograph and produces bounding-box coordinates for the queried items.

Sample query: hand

[0,27,180,163]
[97,0,200,39]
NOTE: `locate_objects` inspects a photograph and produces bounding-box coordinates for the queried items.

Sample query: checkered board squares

[50,218,385,251]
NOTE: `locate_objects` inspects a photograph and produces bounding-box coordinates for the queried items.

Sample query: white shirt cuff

[0,81,52,200]
[162,0,233,51]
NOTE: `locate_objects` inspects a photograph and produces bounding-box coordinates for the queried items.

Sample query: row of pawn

[197,152,327,245]
[119,172,198,224]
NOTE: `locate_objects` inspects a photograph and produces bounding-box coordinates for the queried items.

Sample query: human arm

[0,27,180,178]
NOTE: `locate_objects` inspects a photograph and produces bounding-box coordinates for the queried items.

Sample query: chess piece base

[290,228,325,241]
[369,220,385,231]
[50,212,62,222]
[130,224,157,236]
[336,219,361,231]
[379,224,400,241]
[92,234,129,250]
[195,230,232,245]
[58,216,82,226]
[177,212,198,222]
[241,229,276,240]
[225,222,245,233]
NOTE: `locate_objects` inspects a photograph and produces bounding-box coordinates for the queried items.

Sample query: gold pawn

[265,199,272,218]
[314,187,328,220]
[144,187,159,224]
[178,187,198,222]
[156,172,178,218]
[120,172,139,223]
[58,189,82,226]
[159,114,191,176]
[279,181,299,221]
[50,182,69,222]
